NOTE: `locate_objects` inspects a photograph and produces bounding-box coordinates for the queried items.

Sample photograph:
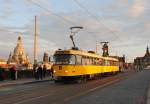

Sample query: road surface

[0,70,149,104]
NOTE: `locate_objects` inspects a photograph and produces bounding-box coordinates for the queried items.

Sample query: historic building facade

[43,52,49,63]
[42,52,53,70]
[110,55,126,71]
[7,36,30,65]
[0,59,7,68]
[134,46,150,70]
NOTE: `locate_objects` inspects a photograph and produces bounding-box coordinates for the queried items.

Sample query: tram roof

[54,49,118,61]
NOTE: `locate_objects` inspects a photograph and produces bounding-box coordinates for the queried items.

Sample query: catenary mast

[34,16,38,65]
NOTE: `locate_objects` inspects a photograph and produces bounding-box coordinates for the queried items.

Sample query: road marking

[146,83,150,104]
[14,72,132,104]
[64,71,137,102]
[64,78,121,102]
[14,78,121,104]
[14,93,54,104]
[0,87,13,92]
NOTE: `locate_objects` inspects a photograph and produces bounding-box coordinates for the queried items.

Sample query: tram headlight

[54,70,56,73]
[65,70,68,73]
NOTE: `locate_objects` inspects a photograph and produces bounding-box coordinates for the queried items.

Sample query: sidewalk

[0,77,53,88]
[146,83,150,104]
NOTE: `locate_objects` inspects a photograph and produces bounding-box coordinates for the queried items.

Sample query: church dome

[8,35,30,65]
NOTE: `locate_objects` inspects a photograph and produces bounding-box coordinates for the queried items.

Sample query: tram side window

[110,60,117,66]
[117,61,119,66]
[104,60,107,66]
[110,60,113,66]
[88,57,93,65]
[93,58,96,65]
[108,60,110,66]
[92,58,96,65]
[113,61,116,66]
[91,57,94,65]
[96,58,99,65]
[98,58,103,65]
[114,61,119,66]
[87,57,92,65]
[86,57,89,65]
[89,57,91,65]
[81,56,87,65]
[103,59,106,66]
[112,61,117,66]
[104,60,110,66]
[76,55,82,65]
[95,58,98,65]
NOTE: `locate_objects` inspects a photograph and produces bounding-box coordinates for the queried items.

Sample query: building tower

[7,52,12,64]
[145,46,150,57]
[8,34,29,65]
[43,52,49,63]
[101,42,109,57]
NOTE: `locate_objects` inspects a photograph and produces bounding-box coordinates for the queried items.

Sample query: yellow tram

[52,26,119,82]
[52,49,119,82]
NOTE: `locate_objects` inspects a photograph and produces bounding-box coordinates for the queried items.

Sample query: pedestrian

[0,67,5,81]
[51,67,54,78]
[33,64,39,80]
[14,66,17,80]
[9,65,16,80]
[38,65,43,80]
[43,64,47,78]
[119,66,121,72]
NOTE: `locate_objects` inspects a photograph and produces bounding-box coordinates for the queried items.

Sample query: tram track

[0,70,137,104]
[62,71,136,103]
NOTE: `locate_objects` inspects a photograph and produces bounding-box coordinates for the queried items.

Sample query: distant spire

[18,32,22,40]
[9,51,12,56]
[145,45,150,57]
[17,33,23,47]
[146,45,149,53]
[7,51,12,64]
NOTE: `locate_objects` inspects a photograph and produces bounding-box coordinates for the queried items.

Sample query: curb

[0,79,53,88]
[24,79,53,85]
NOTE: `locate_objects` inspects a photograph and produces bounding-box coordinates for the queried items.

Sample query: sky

[0,0,150,62]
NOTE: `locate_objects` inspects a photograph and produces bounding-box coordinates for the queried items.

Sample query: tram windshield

[54,54,76,65]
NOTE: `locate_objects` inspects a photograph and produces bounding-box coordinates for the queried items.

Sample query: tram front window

[54,54,76,65]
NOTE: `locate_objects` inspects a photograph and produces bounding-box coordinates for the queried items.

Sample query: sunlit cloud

[129,0,147,17]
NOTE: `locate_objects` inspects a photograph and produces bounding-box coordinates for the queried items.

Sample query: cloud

[0,0,150,62]
[4,8,148,62]
[24,0,52,14]
[0,0,14,19]
[22,35,58,62]
[129,0,147,17]
[24,0,51,7]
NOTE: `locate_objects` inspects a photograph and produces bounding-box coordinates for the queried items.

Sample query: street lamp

[70,26,83,49]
